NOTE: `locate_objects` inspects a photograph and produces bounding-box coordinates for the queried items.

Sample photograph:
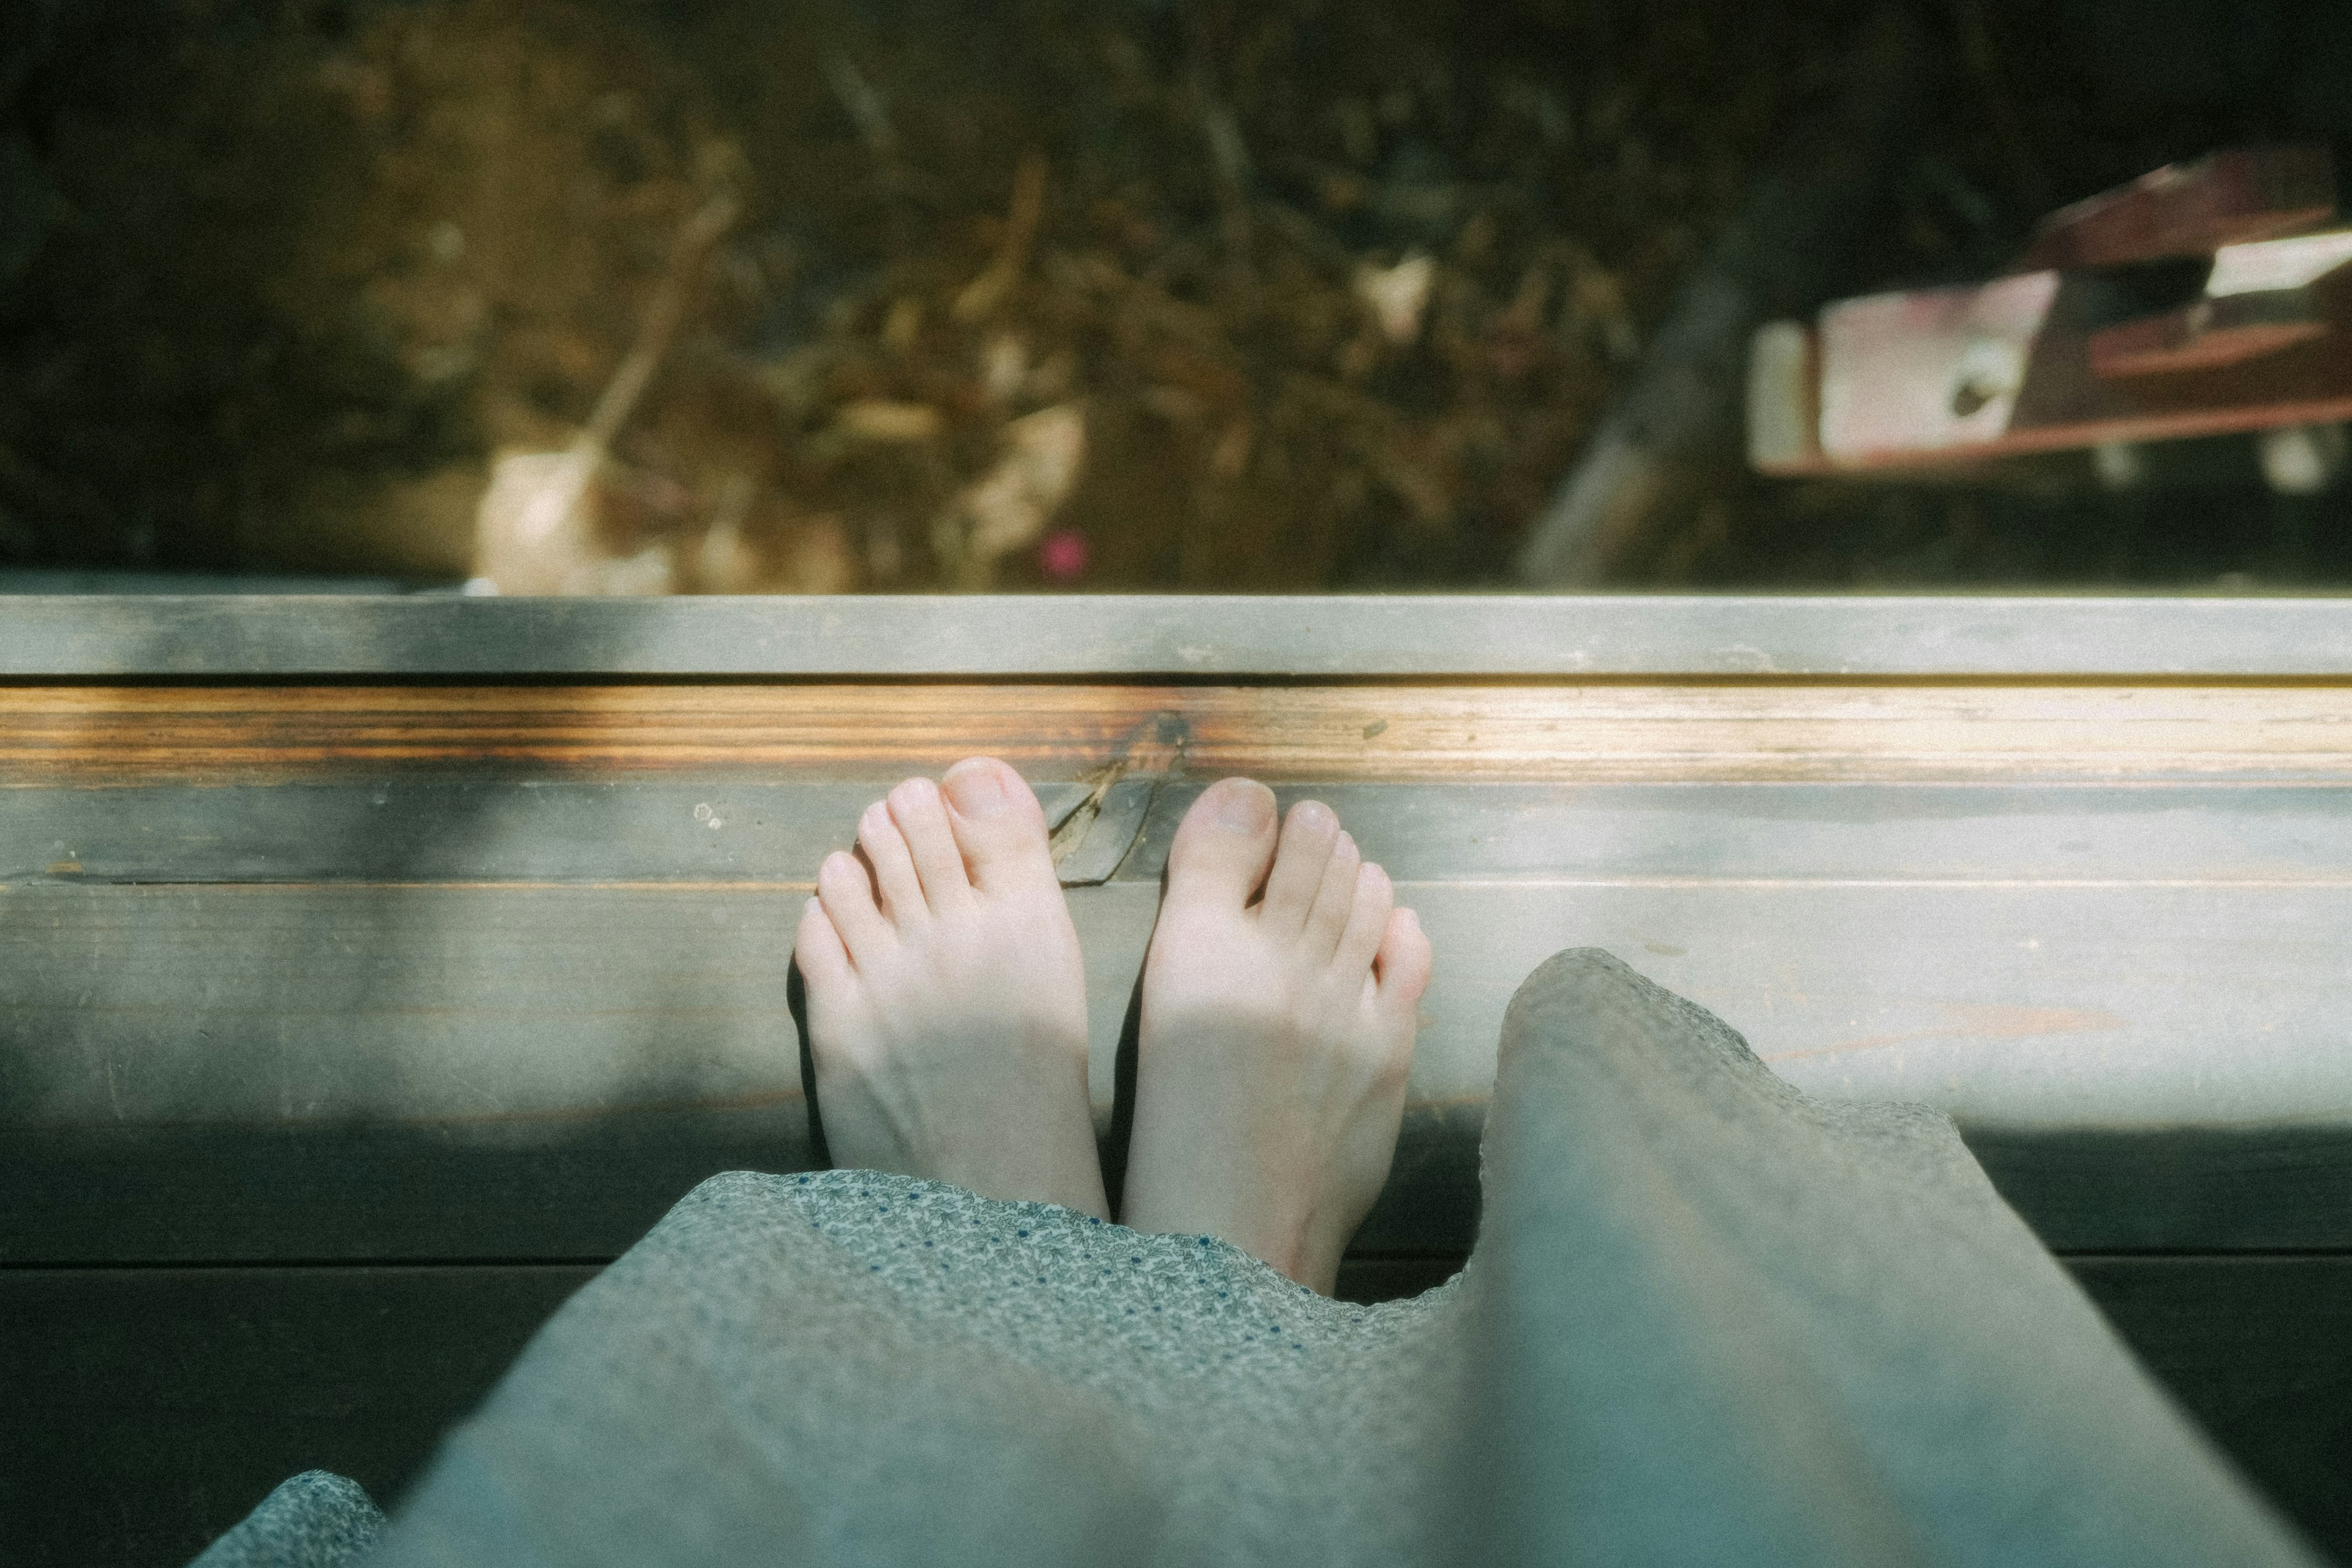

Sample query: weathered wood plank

[10,682,2352,786]
[1396,880,2352,1128]
[0,1103,1481,1265]
[5,1112,2344,1265]
[12,780,2352,887]
[2019,146,2338,271]
[1119,780,2352,886]
[8,595,2352,679]
[3,1256,2342,1567]
[9,878,2351,1133]
[1970,1129,2352,1253]
[5,872,2350,1262]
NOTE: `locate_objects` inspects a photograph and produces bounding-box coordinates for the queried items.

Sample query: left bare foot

[793,757,1109,1218]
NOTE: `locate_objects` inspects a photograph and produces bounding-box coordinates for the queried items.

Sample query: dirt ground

[1,0,2348,590]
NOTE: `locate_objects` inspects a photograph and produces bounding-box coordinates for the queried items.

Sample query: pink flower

[1038,529,1089,582]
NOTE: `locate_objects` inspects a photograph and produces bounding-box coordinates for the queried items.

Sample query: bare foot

[1120,779,1434,1293]
[794,757,1109,1219]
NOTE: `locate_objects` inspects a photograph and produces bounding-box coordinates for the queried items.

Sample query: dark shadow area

[788,957,832,1171]
[0,1262,601,1568]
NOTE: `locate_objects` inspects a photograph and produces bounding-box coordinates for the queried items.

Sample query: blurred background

[0,0,2348,594]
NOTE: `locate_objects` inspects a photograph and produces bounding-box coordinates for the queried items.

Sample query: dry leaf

[959,402,1087,565]
[836,399,943,441]
[1354,254,1435,345]
[473,447,602,594]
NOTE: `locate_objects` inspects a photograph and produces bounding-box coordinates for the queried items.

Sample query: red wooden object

[2021,145,2335,270]
[1753,148,2352,479]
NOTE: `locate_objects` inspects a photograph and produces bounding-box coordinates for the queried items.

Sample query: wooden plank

[1793,242,2352,475]
[2,1257,2341,1567]
[0,1104,1480,1265]
[1118,781,2352,885]
[12,780,2352,887]
[0,1114,808,1265]
[9,878,2352,1133]
[6,873,2350,1262]
[2021,146,2338,270]
[1817,271,2061,459]
[4,1111,2342,1265]
[1970,1128,2352,1253]
[0,1264,597,1568]
[1396,880,2352,1128]
[2070,1256,2352,1562]
[0,779,1114,888]
[10,682,2352,787]
[7,595,2352,679]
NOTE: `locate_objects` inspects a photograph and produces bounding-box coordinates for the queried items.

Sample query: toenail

[1214,779,1274,832]
[1293,801,1335,832]
[942,760,1012,818]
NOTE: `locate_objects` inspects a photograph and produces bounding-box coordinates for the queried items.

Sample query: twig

[513,191,741,552]
[581,192,742,453]
[822,53,898,162]
[953,154,1048,323]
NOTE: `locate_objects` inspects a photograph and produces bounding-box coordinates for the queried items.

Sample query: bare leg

[1121,779,1434,1293]
[794,757,1109,1219]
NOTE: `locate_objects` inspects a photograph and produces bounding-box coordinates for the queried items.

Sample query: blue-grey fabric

[188,1470,385,1568]
[193,949,2319,1567]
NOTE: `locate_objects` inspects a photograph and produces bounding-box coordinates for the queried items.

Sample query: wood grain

[9,877,2350,1136]
[9,682,2352,785]
[16,595,2352,680]
[19,778,2352,889]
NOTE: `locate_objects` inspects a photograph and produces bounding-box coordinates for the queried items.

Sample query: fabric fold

[190,948,2318,1567]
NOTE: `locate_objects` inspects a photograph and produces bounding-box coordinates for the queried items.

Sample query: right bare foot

[1120,778,1433,1293]
[794,758,1109,1219]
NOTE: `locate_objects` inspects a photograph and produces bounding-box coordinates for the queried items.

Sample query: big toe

[1164,777,1279,910]
[940,756,1056,893]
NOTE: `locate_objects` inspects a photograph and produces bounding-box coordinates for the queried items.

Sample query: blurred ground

[0,0,2348,590]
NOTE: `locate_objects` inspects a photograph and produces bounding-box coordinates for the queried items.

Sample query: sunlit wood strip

[7,681,2352,784]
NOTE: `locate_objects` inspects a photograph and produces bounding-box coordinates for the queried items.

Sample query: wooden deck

[2,595,2348,1564]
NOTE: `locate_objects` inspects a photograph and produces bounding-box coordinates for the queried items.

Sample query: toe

[1163,777,1278,913]
[1373,905,1433,1012]
[1261,800,1341,933]
[940,756,1057,895]
[858,801,925,922]
[794,894,854,986]
[1302,829,1363,960]
[1335,859,1393,977]
[817,849,893,965]
[888,776,971,908]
